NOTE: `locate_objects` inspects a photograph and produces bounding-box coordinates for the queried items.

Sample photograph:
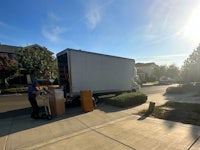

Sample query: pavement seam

[17,115,134,150]
[3,117,14,150]
[187,135,200,150]
[91,129,136,150]
[75,116,136,150]
[18,128,92,150]
[11,113,200,150]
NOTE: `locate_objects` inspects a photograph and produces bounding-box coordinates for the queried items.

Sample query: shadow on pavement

[0,107,32,119]
[0,105,84,137]
[137,115,148,121]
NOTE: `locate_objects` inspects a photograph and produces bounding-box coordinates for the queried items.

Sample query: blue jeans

[28,97,39,118]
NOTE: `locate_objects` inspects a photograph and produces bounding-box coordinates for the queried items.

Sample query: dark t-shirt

[28,85,38,99]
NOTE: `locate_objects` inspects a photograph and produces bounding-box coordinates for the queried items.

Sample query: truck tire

[93,96,99,104]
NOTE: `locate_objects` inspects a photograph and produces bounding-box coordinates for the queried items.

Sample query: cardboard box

[49,89,66,117]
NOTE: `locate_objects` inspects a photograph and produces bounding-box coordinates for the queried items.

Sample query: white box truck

[57,49,139,102]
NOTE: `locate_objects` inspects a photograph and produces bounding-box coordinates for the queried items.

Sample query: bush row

[105,92,147,108]
[166,83,200,94]
[0,87,28,94]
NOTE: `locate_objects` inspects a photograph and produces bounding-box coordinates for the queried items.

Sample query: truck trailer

[57,49,138,102]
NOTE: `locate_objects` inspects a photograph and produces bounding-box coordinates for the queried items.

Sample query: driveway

[1,103,200,150]
[1,86,200,149]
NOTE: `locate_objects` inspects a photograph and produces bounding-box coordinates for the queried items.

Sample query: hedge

[0,87,28,94]
[166,83,200,94]
[105,92,147,108]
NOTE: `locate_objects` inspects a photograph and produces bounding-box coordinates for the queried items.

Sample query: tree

[152,64,180,81]
[181,44,200,82]
[15,45,57,80]
[152,65,168,80]
[166,64,180,80]
[0,55,18,87]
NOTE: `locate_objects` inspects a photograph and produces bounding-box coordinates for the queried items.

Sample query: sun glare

[184,5,200,43]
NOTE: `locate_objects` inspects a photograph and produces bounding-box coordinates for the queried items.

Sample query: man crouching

[28,80,41,119]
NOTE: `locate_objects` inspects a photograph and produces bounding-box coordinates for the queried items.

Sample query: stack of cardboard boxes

[49,88,66,117]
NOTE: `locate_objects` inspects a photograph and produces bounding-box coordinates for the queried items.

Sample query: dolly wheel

[47,114,52,120]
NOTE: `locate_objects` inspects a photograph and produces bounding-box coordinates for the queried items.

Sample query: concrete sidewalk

[1,103,200,150]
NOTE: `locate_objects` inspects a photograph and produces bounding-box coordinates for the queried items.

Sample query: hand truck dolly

[38,89,53,120]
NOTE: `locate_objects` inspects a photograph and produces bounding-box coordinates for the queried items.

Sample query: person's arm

[32,91,40,95]
[30,87,40,95]
[42,88,53,95]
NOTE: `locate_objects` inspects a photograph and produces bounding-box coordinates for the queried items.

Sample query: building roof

[135,62,156,67]
[0,44,21,53]
[0,44,53,54]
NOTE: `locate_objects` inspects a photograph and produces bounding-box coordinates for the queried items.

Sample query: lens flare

[184,5,200,43]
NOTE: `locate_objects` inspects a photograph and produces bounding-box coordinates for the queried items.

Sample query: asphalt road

[0,94,43,117]
[0,85,174,114]
[140,84,175,95]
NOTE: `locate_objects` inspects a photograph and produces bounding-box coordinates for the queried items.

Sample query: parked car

[159,76,174,85]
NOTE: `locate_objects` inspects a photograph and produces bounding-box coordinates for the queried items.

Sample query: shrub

[1,87,28,94]
[166,86,185,94]
[166,83,198,94]
[105,92,147,108]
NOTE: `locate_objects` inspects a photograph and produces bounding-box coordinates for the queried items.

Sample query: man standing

[28,80,41,119]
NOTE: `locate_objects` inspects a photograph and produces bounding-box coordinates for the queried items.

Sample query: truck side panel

[69,50,135,95]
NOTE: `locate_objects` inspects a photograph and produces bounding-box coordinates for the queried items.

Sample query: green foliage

[106,92,147,108]
[150,102,200,126]
[152,64,180,81]
[166,64,180,80]
[152,65,167,80]
[0,55,18,87]
[181,44,200,82]
[166,83,198,94]
[162,101,196,108]
[15,45,57,79]
[1,87,27,94]
[166,86,185,94]
[150,106,166,118]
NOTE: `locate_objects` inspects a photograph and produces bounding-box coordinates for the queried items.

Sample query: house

[135,62,157,82]
[0,44,21,63]
[0,43,53,61]
[0,44,53,86]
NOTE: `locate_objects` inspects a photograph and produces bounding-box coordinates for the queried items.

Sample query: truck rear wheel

[93,96,99,104]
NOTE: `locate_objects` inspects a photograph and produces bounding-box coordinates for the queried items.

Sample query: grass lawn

[139,101,200,126]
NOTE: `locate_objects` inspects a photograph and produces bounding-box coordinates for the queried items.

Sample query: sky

[1,0,200,67]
